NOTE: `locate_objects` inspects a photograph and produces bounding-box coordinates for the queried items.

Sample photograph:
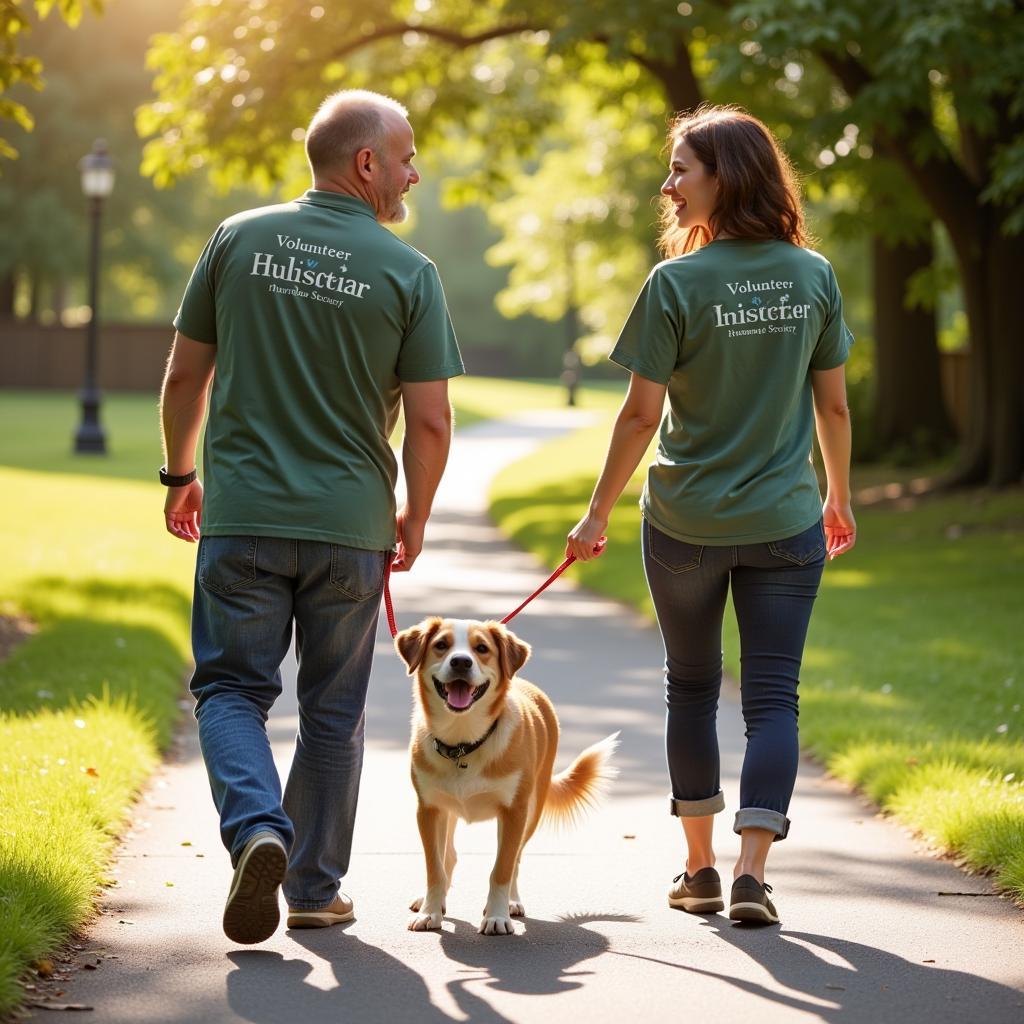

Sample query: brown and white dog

[395,616,618,935]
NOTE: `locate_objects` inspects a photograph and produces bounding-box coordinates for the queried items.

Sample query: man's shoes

[223,830,288,944]
[728,874,780,924]
[287,892,356,929]
[668,866,725,913]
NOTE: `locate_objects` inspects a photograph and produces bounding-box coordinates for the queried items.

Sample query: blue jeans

[190,535,386,909]
[642,518,825,841]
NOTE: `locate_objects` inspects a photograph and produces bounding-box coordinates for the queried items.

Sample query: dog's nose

[449,655,473,673]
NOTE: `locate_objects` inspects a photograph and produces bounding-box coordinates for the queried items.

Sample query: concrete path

[36,412,1024,1023]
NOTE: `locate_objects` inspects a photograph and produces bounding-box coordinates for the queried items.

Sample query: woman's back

[611,238,852,545]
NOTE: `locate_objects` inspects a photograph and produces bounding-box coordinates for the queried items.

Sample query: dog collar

[432,719,499,769]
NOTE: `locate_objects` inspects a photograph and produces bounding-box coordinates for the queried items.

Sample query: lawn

[489,415,1024,903]
[0,380,580,1016]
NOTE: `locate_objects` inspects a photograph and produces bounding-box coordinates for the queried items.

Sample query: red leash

[382,538,606,639]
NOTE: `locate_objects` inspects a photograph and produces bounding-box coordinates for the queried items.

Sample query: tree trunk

[871,234,953,458]
[943,211,1024,487]
[26,272,41,321]
[0,272,14,317]
[987,226,1024,485]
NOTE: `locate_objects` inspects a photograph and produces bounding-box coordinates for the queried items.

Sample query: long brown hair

[657,104,809,258]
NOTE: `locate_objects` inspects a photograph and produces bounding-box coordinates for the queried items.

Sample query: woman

[567,104,856,924]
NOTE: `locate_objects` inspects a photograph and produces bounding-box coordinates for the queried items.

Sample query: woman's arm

[811,365,856,559]
[566,372,667,561]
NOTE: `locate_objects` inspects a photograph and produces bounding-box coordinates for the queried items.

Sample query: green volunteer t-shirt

[611,238,853,545]
[173,190,464,550]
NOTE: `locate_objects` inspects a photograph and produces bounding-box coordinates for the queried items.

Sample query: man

[159,89,463,944]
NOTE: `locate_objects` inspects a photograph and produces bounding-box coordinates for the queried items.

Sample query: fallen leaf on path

[35,960,54,978]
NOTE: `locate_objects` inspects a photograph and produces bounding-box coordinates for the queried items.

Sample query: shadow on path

[223,911,639,1024]
[612,918,1024,1023]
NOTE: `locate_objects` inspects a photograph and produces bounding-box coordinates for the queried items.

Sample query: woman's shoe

[728,874,780,924]
[668,866,725,913]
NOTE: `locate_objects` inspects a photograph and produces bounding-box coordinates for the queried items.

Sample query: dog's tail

[542,732,619,828]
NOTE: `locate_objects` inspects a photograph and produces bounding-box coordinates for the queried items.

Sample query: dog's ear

[490,623,531,680]
[395,616,444,675]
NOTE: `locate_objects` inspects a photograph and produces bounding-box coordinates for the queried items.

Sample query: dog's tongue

[445,681,474,709]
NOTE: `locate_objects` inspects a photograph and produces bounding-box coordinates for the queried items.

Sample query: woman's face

[661,138,718,233]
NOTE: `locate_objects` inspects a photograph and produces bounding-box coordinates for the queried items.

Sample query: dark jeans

[190,535,386,909]
[642,518,825,840]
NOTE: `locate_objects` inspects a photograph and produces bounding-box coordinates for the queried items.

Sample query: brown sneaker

[668,866,725,913]
[287,892,355,929]
[223,831,288,944]
[729,874,780,924]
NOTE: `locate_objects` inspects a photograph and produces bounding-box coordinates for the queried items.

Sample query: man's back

[174,190,462,550]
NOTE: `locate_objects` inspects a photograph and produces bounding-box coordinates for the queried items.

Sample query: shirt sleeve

[609,266,682,385]
[396,262,465,382]
[810,265,854,370]
[172,227,223,344]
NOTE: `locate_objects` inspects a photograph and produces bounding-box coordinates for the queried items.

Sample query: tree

[0,0,266,323]
[737,0,1024,484]
[0,0,102,160]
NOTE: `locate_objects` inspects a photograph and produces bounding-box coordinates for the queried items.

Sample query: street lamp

[558,211,581,407]
[74,138,114,454]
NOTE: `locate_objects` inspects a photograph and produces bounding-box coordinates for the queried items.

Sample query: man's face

[375,113,420,224]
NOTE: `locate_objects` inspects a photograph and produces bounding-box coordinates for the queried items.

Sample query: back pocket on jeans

[329,545,386,600]
[198,536,258,595]
[647,522,704,573]
[767,521,825,566]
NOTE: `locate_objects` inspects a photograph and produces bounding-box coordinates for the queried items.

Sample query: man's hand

[165,479,204,542]
[393,506,426,572]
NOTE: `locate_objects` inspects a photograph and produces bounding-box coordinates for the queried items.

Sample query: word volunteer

[250,251,371,298]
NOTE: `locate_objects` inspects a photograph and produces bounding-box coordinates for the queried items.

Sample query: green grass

[490,415,1024,903]
[0,379,582,1014]
[0,398,195,1014]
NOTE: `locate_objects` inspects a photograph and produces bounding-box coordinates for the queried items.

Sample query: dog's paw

[479,914,515,936]
[409,896,445,914]
[508,901,525,917]
[408,910,444,931]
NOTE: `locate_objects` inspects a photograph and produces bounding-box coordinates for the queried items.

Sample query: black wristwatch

[159,466,198,487]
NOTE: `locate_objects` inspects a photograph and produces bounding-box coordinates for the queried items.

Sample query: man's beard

[381,189,409,224]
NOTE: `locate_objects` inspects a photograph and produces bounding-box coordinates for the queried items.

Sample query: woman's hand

[822,497,856,560]
[566,511,608,562]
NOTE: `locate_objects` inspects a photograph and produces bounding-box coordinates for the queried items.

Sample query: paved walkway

[37,412,1024,1023]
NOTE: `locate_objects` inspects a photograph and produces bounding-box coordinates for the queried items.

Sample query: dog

[395,616,618,936]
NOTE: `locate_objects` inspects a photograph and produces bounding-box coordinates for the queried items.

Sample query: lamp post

[74,138,114,454]
[559,214,581,407]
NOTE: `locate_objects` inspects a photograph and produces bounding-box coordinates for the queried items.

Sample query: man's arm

[394,378,453,572]
[811,364,856,559]
[160,332,216,542]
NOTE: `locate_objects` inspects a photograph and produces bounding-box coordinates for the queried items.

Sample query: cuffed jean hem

[669,791,726,817]
[733,807,790,841]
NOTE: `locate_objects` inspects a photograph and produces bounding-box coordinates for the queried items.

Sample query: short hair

[305,89,409,177]
[658,103,809,257]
